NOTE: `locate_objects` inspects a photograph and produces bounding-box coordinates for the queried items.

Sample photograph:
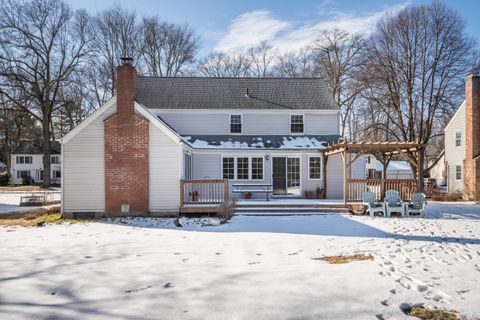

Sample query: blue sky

[68,0,480,55]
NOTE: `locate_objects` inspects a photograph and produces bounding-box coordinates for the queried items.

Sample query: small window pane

[237,157,249,180]
[251,157,263,180]
[51,156,59,164]
[222,157,234,179]
[291,115,304,133]
[455,165,462,180]
[230,115,242,133]
[309,157,321,179]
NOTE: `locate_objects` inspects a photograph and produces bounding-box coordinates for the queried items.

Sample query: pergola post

[417,147,425,192]
[322,154,329,198]
[341,151,347,204]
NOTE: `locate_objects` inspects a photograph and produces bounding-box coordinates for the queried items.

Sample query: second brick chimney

[463,72,480,200]
[104,58,149,216]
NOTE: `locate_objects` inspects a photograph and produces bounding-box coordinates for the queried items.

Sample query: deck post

[322,154,328,199]
[180,180,185,207]
[223,179,229,202]
[342,151,347,204]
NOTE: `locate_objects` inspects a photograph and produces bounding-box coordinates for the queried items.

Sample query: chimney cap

[120,57,134,66]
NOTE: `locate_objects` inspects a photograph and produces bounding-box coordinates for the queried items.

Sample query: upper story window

[230,115,242,133]
[16,156,32,164]
[51,155,60,164]
[366,156,371,164]
[290,115,304,133]
[455,131,461,147]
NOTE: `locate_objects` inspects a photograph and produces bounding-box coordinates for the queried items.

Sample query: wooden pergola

[322,141,426,203]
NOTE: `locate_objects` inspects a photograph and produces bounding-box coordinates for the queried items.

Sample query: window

[455,165,462,181]
[16,156,32,164]
[251,157,263,180]
[309,156,322,179]
[16,171,30,179]
[53,171,61,179]
[230,115,242,133]
[367,156,371,164]
[222,157,235,179]
[51,156,60,164]
[290,115,304,133]
[455,131,462,147]
[237,157,249,180]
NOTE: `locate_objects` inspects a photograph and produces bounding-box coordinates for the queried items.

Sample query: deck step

[235,210,349,216]
[236,204,348,209]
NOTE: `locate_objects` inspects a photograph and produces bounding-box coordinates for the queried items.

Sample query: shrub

[217,199,236,222]
[0,173,10,186]
[22,175,33,185]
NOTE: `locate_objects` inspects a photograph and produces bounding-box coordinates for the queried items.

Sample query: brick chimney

[104,58,149,216]
[463,72,480,200]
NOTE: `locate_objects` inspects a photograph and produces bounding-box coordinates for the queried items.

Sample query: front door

[272,157,301,196]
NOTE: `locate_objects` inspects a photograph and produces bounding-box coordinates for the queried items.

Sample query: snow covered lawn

[0,192,60,215]
[1,202,479,319]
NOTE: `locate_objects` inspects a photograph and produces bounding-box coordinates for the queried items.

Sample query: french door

[272,157,301,196]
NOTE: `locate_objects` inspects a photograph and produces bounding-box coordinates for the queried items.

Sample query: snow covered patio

[1,202,480,319]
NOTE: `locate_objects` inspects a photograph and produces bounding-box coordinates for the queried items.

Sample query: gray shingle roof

[181,135,341,150]
[136,77,339,110]
[13,141,61,154]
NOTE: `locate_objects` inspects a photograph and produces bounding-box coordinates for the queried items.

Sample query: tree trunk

[42,113,51,188]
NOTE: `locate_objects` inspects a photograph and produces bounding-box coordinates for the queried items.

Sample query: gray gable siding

[160,113,229,135]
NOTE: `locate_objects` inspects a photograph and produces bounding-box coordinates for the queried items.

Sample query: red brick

[464,73,480,200]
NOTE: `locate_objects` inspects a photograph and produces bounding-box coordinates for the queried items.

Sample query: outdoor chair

[404,193,427,217]
[362,192,385,217]
[384,190,404,217]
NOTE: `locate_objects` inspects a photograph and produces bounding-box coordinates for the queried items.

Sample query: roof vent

[245,87,250,97]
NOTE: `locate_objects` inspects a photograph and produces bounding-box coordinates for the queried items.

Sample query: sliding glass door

[272,157,301,196]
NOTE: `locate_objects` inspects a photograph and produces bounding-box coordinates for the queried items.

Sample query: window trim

[455,131,462,148]
[455,164,462,181]
[51,155,60,164]
[221,156,265,181]
[289,114,304,134]
[229,114,242,134]
[308,155,323,180]
[16,155,33,164]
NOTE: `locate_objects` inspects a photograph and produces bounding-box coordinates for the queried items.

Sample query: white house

[443,72,480,198]
[364,156,413,179]
[10,140,62,185]
[61,58,365,217]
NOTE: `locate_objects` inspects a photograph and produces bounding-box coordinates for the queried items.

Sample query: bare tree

[311,29,366,138]
[248,41,277,77]
[0,0,90,187]
[274,49,317,78]
[89,6,142,104]
[142,17,199,77]
[195,51,252,77]
[361,0,474,177]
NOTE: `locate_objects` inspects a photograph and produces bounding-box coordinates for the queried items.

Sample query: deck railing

[346,179,418,202]
[180,179,229,206]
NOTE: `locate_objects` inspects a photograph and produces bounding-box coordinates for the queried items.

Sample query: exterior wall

[444,102,466,193]
[385,171,414,179]
[63,104,116,212]
[10,154,61,185]
[154,110,340,136]
[191,150,345,200]
[149,123,181,212]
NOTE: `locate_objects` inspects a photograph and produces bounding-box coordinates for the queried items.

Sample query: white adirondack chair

[405,193,427,217]
[384,190,404,217]
[362,192,385,217]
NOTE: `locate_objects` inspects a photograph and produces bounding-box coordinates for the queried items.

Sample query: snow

[181,136,327,149]
[279,136,326,149]
[376,160,412,172]
[0,192,60,215]
[1,202,480,319]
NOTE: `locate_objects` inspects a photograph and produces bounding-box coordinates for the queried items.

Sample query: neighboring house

[364,156,413,179]
[0,161,6,173]
[61,58,364,217]
[10,141,62,185]
[376,161,414,179]
[443,72,480,199]
[428,151,446,186]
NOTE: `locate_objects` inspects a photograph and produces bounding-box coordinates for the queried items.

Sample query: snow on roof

[376,160,412,172]
[181,135,338,150]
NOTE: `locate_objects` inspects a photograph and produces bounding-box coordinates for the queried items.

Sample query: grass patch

[0,206,90,227]
[404,306,459,320]
[313,254,374,264]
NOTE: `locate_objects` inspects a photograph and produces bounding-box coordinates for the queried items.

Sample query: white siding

[326,154,344,199]
[159,113,229,135]
[154,110,341,136]
[63,104,116,212]
[445,103,466,192]
[305,113,339,135]
[193,154,221,179]
[149,123,181,211]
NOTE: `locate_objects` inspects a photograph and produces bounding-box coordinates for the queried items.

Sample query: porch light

[265,154,270,161]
